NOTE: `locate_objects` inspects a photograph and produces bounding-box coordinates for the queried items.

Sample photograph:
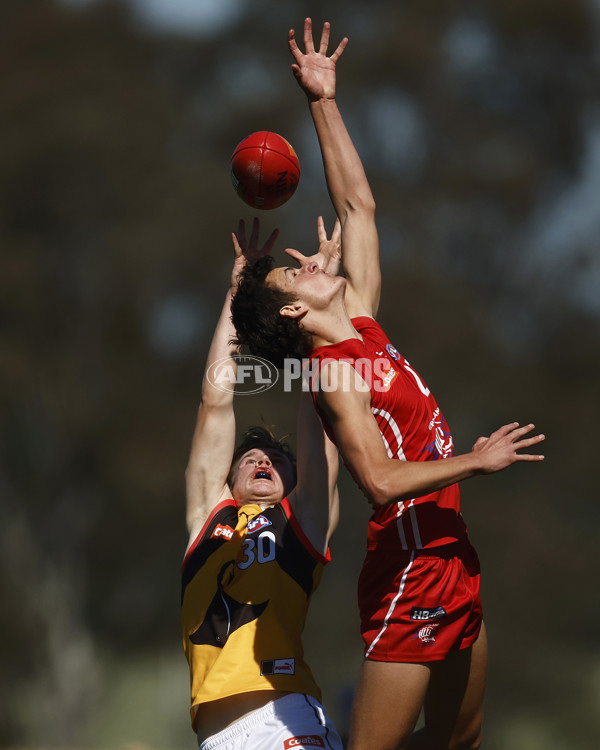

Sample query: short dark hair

[231,256,313,368]
[227,425,297,488]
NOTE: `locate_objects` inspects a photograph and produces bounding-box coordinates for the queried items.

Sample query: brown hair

[227,425,297,489]
[231,256,313,368]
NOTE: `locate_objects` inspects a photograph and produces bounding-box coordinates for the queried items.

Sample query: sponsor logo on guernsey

[211,524,234,540]
[247,515,272,533]
[284,736,325,749]
[260,657,296,676]
[411,606,447,621]
[386,343,401,361]
[379,361,398,390]
[425,407,454,459]
[414,623,440,645]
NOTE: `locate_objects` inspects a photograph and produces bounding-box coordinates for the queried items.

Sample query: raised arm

[269,212,342,555]
[289,18,381,318]
[185,220,278,544]
[316,361,545,506]
[288,389,340,557]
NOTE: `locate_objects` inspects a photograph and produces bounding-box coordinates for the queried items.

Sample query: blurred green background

[1,0,599,748]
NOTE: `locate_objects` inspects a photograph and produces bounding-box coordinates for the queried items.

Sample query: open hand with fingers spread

[472,422,545,474]
[288,18,348,101]
[284,216,342,276]
[231,218,279,289]
[315,216,342,275]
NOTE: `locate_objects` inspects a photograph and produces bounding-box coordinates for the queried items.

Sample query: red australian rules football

[230,131,301,210]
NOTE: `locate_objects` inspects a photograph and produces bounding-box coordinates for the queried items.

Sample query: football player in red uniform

[231,19,545,750]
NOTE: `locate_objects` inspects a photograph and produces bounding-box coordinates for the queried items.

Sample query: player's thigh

[423,622,488,750]
[348,659,431,750]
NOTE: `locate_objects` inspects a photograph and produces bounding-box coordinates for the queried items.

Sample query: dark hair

[227,425,297,488]
[231,256,313,368]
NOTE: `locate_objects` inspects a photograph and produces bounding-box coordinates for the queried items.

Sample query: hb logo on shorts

[283,736,325,748]
[410,606,447,621]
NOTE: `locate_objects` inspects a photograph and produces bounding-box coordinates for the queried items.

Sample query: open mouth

[254,469,272,480]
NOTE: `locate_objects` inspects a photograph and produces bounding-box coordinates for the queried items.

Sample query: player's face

[231,448,295,505]
[266,256,345,313]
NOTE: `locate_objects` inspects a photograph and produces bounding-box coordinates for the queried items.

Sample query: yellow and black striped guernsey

[181,497,330,729]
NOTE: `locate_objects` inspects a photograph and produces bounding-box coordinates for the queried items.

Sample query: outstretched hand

[472,422,545,474]
[288,18,348,101]
[285,216,342,275]
[231,218,279,289]
[316,215,342,274]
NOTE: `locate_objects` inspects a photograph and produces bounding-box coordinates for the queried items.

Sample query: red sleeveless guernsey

[308,316,469,551]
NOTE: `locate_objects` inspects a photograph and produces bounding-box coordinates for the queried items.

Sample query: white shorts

[198,692,343,750]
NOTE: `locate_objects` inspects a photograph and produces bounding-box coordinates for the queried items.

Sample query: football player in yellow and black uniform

[182,217,344,750]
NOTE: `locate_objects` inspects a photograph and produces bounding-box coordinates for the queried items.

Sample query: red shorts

[358,537,482,662]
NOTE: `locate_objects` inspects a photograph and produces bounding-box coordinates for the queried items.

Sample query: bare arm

[289,18,381,318]
[288,390,340,557]
[185,220,278,544]
[279,216,342,554]
[185,287,237,539]
[316,361,545,506]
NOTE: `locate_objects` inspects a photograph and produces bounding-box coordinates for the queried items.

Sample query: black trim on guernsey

[189,560,269,647]
[276,509,317,599]
[181,503,318,603]
[181,504,239,602]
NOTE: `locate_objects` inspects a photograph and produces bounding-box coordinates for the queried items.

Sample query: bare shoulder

[316,358,371,414]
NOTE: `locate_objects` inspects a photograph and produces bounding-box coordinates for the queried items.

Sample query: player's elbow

[359,468,397,507]
[184,462,196,486]
[346,191,376,217]
[365,488,390,507]
[200,382,231,409]
[361,469,417,507]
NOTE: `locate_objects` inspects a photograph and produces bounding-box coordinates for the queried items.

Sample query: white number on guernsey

[237,531,276,569]
[403,360,430,397]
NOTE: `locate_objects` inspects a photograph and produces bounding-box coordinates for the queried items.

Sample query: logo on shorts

[284,736,325,749]
[410,606,447,621]
[414,623,440,645]
[247,515,272,533]
[261,658,295,676]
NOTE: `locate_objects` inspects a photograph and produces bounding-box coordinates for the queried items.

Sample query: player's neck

[309,304,361,348]
[238,499,282,511]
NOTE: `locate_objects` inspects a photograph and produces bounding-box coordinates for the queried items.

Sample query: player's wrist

[308,94,337,107]
[466,450,486,476]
